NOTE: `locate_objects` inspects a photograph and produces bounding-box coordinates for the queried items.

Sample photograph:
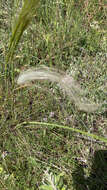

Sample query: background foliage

[0,0,107,189]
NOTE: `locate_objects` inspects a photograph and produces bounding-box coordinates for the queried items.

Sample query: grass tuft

[0,0,107,189]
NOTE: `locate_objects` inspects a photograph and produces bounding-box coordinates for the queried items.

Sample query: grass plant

[0,0,107,189]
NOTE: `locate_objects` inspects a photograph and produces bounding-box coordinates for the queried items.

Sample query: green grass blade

[16,121,107,144]
[6,0,40,63]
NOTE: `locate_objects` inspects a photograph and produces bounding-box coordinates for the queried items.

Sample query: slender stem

[16,121,107,144]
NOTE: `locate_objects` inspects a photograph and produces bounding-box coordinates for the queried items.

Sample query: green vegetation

[0,0,107,189]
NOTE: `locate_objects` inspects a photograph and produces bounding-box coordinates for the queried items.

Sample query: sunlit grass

[0,0,106,189]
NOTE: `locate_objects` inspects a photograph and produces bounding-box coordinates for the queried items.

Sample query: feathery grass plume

[6,0,40,63]
[17,66,102,112]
